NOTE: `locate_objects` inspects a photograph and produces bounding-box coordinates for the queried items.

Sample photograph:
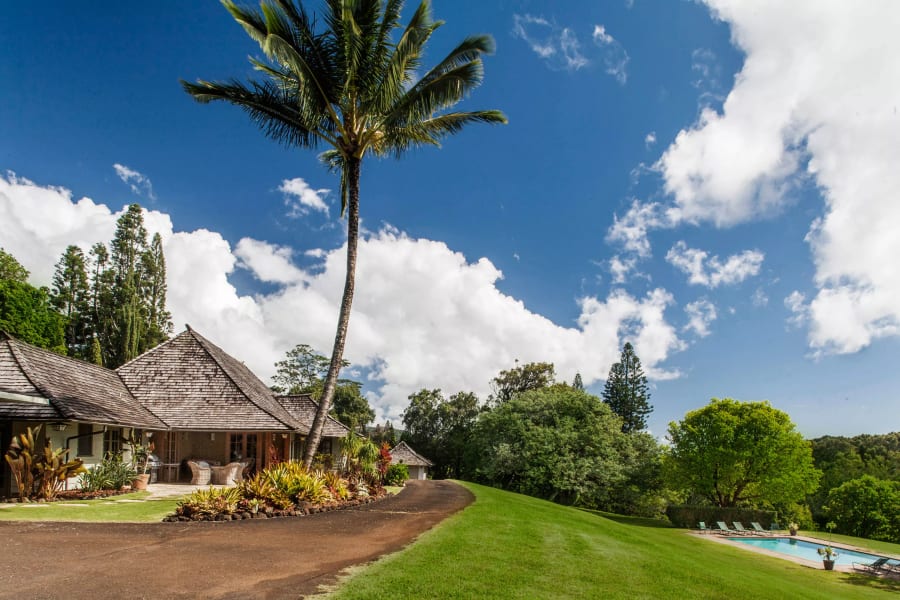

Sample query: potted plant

[817,546,839,570]
[125,432,154,491]
[788,522,799,536]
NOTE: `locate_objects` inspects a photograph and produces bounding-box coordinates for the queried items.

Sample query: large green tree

[475,385,631,507]
[0,248,29,283]
[401,388,480,479]
[665,398,821,507]
[602,342,652,433]
[824,475,900,542]
[490,361,556,403]
[271,343,374,431]
[0,250,66,353]
[184,0,506,468]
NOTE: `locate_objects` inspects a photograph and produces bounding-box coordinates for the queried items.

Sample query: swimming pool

[728,537,891,566]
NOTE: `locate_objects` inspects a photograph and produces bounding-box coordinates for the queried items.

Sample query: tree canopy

[490,361,555,403]
[47,205,172,366]
[0,248,29,283]
[271,343,374,432]
[602,342,652,433]
[475,385,638,507]
[665,398,820,508]
[401,388,480,479]
[183,0,506,468]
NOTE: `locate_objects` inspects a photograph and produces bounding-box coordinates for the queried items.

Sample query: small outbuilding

[390,441,433,480]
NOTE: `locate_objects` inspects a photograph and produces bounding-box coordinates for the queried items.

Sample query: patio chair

[852,557,891,574]
[750,522,770,535]
[188,460,211,485]
[732,522,753,535]
[715,521,733,534]
[215,462,244,486]
[698,521,710,533]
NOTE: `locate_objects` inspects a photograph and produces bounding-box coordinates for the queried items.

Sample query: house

[390,441,433,480]
[0,327,348,496]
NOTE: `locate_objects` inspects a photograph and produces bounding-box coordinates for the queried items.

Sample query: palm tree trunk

[303,155,361,468]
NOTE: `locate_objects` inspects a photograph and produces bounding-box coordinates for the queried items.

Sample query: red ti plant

[377,443,392,482]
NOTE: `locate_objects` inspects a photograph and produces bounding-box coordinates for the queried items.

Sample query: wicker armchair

[188,460,211,485]
[211,462,245,486]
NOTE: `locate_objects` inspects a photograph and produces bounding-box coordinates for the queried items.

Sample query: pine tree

[50,246,92,358]
[88,242,116,365]
[110,204,148,365]
[573,373,584,390]
[602,343,652,433]
[141,233,172,349]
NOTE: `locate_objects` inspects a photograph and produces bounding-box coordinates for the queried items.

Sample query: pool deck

[693,531,900,575]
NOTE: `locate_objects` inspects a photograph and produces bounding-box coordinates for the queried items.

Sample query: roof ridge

[187,329,300,431]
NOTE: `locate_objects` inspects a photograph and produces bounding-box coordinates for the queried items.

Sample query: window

[103,429,121,456]
[77,424,93,456]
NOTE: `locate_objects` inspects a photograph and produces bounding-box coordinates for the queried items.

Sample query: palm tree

[182,0,506,468]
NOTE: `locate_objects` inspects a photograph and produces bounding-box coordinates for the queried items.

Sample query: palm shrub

[176,486,243,519]
[78,453,138,492]
[240,470,293,510]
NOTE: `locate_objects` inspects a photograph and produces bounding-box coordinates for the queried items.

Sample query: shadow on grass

[579,508,675,529]
[839,572,900,593]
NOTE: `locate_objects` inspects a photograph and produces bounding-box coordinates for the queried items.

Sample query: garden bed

[163,491,391,522]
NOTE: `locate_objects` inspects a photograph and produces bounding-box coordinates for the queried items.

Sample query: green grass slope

[328,482,900,599]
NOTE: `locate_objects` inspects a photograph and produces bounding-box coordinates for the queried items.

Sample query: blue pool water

[729,537,891,566]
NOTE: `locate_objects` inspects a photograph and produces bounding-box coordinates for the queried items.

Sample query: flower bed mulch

[163,492,392,522]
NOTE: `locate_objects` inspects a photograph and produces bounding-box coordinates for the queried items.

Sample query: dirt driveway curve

[0,480,472,599]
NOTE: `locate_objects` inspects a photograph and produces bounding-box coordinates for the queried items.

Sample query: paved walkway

[0,480,473,600]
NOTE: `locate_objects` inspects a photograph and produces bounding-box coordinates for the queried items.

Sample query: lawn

[0,492,180,522]
[326,481,900,599]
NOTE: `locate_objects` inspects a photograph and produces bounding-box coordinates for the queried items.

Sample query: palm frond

[381,110,508,157]
[383,61,486,127]
[319,149,350,216]
[181,78,328,148]
[222,0,269,48]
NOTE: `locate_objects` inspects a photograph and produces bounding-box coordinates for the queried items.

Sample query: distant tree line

[0,203,172,368]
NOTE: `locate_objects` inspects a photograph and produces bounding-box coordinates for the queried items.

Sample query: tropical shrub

[385,464,409,486]
[240,471,292,509]
[322,470,350,501]
[78,453,138,492]
[176,486,242,519]
[5,425,86,500]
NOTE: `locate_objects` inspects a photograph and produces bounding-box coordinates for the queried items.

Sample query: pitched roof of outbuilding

[390,441,433,467]
[117,326,306,431]
[0,332,165,428]
[275,394,351,438]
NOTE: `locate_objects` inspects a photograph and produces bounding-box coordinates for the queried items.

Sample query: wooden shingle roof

[390,441,433,467]
[117,327,306,431]
[275,394,351,438]
[0,332,164,428]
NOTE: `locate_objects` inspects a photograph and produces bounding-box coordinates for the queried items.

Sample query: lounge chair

[750,522,770,534]
[715,521,733,534]
[698,521,710,533]
[852,557,891,574]
[732,522,753,535]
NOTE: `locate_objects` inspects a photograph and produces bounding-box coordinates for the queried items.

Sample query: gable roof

[390,441,433,467]
[117,327,306,431]
[275,394,351,438]
[0,332,165,428]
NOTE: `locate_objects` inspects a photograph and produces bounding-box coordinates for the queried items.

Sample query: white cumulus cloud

[684,298,717,337]
[656,0,900,354]
[665,241,763,288]
[0,172,689,421]
[279,177,330,217]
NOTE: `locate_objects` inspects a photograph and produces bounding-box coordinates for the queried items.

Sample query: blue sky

[2,1,898,437]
